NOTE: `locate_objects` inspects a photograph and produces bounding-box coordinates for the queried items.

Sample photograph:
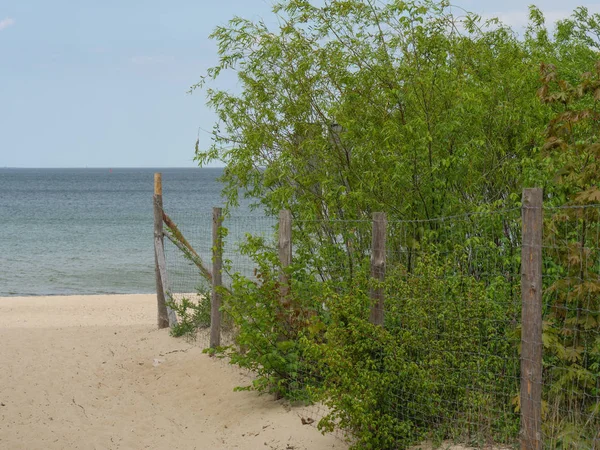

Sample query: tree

[197,1,543,218]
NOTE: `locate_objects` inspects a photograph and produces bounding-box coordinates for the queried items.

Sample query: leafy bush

[217,235,325,401]
[168,287,211,340]
[537,61,600,447]
[307,252,520,449]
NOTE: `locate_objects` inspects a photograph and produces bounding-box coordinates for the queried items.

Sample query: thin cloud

[0,17,15,31]
[486,5,600,30]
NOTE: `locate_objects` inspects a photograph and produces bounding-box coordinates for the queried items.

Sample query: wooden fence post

[279,210,292,306]
[521,188,543,450]
[210,207,223,348]
[154,173,170,329]
[369,212,387,326]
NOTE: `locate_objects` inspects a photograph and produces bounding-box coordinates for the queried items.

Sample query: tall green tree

[194,0,548,222]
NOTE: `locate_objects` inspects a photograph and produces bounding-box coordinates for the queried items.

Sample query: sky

[1,0,599,168]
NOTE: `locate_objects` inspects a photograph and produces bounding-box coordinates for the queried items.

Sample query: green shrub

[168,287,211,340]
[307,252,521,449]
[215,226,523,448]
[217,235,325,401]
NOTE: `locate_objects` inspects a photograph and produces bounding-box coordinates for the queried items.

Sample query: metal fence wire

[159,198,600,450]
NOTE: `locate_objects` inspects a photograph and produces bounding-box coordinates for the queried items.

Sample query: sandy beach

[0,294,346,450]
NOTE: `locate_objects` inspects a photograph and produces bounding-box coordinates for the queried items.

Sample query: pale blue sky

[1,0,598,168]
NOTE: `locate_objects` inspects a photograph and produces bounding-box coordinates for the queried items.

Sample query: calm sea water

[0,168,247,296]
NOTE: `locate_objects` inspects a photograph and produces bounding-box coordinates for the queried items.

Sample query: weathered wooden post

[210,207,223,348]
[520,188,543,450]
[369,212,387,327]
[278,210,292,306]
[154,173,170,329]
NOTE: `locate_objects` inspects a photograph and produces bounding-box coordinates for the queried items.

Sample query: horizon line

[0,165,226,169]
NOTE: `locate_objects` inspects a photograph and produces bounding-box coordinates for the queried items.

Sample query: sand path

[0,294,346,450]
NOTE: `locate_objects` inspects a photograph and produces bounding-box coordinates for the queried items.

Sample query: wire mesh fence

[541,204,600,449]
[222,215,279,286]
[288,208,523,449]
[161,206,278,349]
[162,208,213,348]
[380,209,523,448]
[157,196,600,449]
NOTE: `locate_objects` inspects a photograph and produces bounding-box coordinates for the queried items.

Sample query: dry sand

[0,294,347,450]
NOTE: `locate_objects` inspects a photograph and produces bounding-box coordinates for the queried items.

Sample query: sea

[0,168,267,297]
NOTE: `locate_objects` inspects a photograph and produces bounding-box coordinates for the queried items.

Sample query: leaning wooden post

[210,207,223,349]
[520,188,543,450]
[278,210,292,307]
[369,212,387,327]
[154,173,170,329]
